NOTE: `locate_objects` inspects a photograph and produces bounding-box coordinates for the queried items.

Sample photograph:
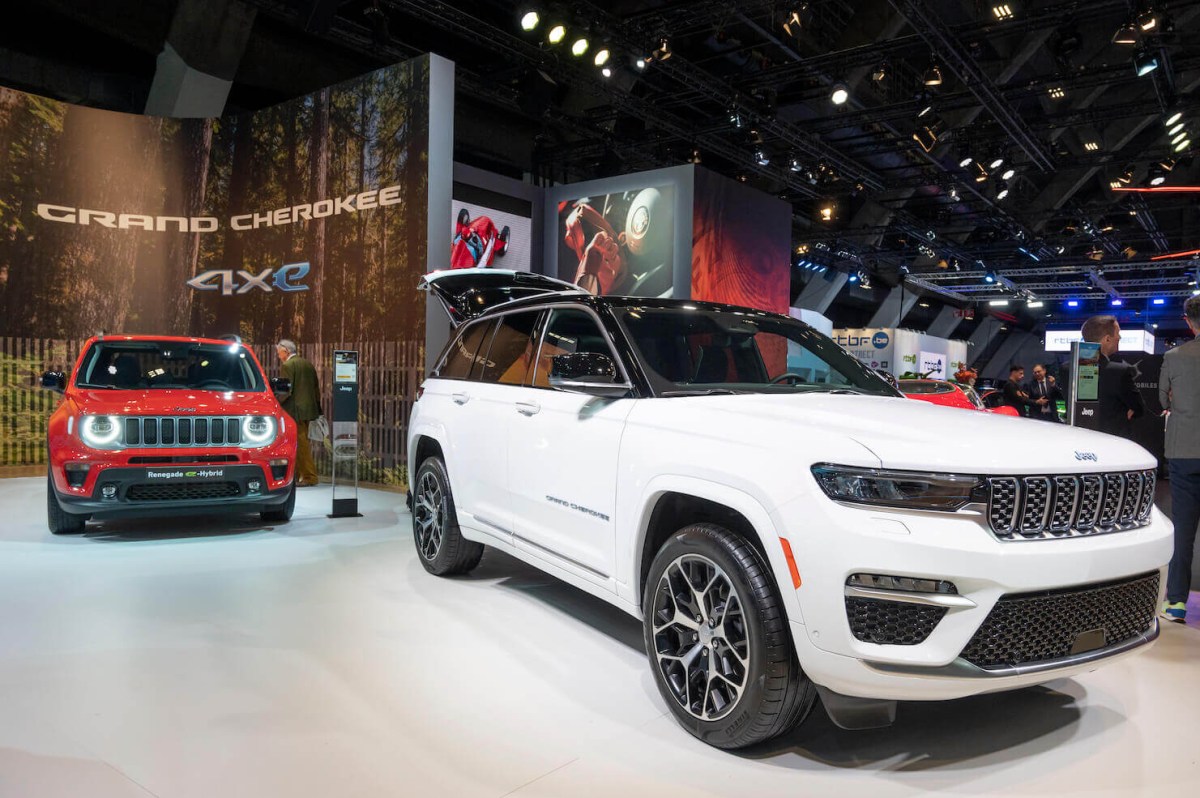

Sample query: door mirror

[270,377,291,394]
[40,371,66,393]
[549,353,631,398]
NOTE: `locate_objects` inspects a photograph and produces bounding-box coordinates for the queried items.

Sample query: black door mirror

[40,371,66,393]
[270,377,291,394]
[549,353,632,398]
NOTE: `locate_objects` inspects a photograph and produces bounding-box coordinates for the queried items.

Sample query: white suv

[408,269,1172,749]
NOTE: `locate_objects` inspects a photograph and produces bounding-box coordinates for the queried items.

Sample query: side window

[437,320,491,380]
[477,311,542,385]
[533,308,617,388]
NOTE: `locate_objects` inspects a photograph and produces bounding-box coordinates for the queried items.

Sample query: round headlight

[80,415,122,448]
[242,415,276,445]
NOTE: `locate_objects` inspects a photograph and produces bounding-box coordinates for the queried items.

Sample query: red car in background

[898,379,1021,417]
[451,208,510,268]
[40,334,298,534]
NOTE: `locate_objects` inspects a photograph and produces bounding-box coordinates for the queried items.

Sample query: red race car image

[40,334,299,534]
[451,207,510,268]
[899,379,1021,417]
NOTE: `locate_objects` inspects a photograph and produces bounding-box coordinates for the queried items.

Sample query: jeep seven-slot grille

[123,417,242,448]
[959,572,1159,669]
[986,470,1155,540]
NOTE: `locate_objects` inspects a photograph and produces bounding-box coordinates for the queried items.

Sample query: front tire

[261,482,296,523]
[46,471,87,535]
[643,523,816,749]
[412,456,483,576]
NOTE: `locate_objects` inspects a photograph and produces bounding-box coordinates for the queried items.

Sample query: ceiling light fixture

[831,83,849,105]
[923,64,944,86]
[520,10,540,31]
[593,48,610,66]
[996,182,1011,200]
[992,4,1015,21]
[872,62,888,82]
[754,149,770,166]
[1134,48,1159,77]
[1001,167,1016,180]
[1176,138,1192,152]
[1137,9,1158,31]
[653,35,672,61]
[974,163,989,182]
[571,37,589,56]
[1048,86,1065,99]
[548,24,566,44]
[1084,141,1100,151]
[1112,22,1138,45]
[1166,111,1183,127]
[600,66,612,78]
[783,4,811,38]
[959,155,973,167]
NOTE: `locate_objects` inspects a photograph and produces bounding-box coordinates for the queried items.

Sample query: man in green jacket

[276,339,321,487]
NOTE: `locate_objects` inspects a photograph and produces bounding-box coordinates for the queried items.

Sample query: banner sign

[832,328,894,372]
[1046,328,1155,354]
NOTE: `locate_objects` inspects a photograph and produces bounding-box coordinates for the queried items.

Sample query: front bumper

[773,494,1173,701]
[53,464,292,518]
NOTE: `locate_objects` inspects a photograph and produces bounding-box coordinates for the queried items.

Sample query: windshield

[75,341,266,392]
[616,306,900,397]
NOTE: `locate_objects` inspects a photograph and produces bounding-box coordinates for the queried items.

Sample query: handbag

[308,415,330,441]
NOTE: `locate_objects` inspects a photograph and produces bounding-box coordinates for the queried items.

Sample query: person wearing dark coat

[1001,365,1033,417]
[1024,363,1064,422]
[1081,315,1145,439]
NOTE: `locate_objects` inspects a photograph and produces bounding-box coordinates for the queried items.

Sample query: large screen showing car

[450,201,532,272]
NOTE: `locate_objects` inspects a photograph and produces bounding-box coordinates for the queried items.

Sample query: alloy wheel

[650,554,750,721]
[413,470,445,560]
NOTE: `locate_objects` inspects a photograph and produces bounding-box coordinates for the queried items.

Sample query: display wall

[0,55,453,471]
[832,327,969,378]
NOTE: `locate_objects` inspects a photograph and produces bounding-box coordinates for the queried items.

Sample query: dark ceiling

[5,0,1200,342]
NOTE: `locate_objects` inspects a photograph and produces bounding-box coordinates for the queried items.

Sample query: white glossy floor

[1,476,1198,798]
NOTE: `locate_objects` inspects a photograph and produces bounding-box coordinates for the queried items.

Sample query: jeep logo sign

[1075,451,1098,462]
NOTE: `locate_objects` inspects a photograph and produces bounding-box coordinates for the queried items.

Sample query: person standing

[1025,363,1064,422]
[276,339,321,487]
[1081,315,1144,438]
[1160,297,1200,623]
[1001,365,1032,417]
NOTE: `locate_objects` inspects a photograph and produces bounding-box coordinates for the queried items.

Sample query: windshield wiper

[661,388,742,397]
[76,383,118,389]
[796,386,870,395]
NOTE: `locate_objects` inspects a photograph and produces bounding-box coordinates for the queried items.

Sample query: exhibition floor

[0,477,1197,798]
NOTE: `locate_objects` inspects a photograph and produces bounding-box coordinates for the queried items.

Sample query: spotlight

[1067,300,1079,307]
[848,271,859,284]
[819,203,835,222]
[689,148,701,164]
[1048,86,1065,100]
[992,4,1014,21]
[949,186,960,201]
[1134,48,1159,77]
[1176,138,1192,153]
[1160,157,1176,171]
[783,4,811,38]
[634,55,648,70]
[984,269,997,283]
[872,62,888,82]
[1169,122,1185,136]
[1166,111,1183,127]
[1137,9,1157,31]
[520,10,540,31]
[974,162,989,182]
[959,155,973,167]
[593,48,610,66]
[1172,130,1188,145]
[1084,141,1100,151]
[548,24,566,44]
[989,155,1005,170]
[923,64,944,86]
[831,83,849,105]
[1112,23,1138,45]
[1153,297,1166,305]
[1111,298,1123,307]
[728,108,744,128]
[1001,167,1015,180]
[754,149,770,166]
[788,156,803,173]
[601,66,612,78]
[1149,166,1167,186]
[996,182,1010,200]
[1118,165,1134,184]
[653,36,672,61]
[571,37,589,57]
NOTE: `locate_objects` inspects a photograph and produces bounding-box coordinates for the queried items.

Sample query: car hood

[649,392,1155,474]
[70,389,281,417]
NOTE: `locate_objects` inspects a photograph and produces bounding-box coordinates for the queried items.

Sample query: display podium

[328,350,363,518]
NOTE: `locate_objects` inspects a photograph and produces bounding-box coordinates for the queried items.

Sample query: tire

[261,482,296,523]
[643,523,817,749]
[411,456,483,576]
[46,470,87,535]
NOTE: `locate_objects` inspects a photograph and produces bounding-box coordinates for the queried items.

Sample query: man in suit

[1081,315,1144,438]
[1001,365,1032,417]
[1160,296,1200,623]
[1025,363,1064,422]
[276,339,321,487]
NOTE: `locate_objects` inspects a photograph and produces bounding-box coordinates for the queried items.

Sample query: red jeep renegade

[41,334,298,534]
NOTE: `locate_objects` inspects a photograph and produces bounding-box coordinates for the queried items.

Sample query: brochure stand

[328,349,363,518]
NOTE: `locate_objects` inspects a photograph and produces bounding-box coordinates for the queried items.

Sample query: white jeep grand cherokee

[408,269,1172,749]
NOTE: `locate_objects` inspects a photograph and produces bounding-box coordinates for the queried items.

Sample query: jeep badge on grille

[1075,451,1098,462]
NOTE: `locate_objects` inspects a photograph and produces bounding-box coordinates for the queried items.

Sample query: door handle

[515,401,541,416]
[452,392,470,405]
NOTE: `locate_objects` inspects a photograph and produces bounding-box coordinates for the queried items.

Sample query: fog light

[847,573,957,594]
[101,485,117,500]
[269,458,289,480]
[247,480,261,494]
[64,463,90,488]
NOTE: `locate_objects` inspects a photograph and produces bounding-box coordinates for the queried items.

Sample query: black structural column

[144,0,257,117]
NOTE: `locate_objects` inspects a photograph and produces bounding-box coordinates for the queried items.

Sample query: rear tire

[46,471,87,535]
[261,482,296,523]
[412,456,483,576]
[643,523,816,749]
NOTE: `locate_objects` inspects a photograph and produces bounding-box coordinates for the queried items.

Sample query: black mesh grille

[960,572,1159,669]
[845,597,947,645]
[986,470,1154,540]
[125,482,241,502]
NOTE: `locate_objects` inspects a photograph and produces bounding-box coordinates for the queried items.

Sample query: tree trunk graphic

[211,114,255,337]
[165,118,213,333]
[308,87,330,344]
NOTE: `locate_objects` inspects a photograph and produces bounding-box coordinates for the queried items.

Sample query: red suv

[41,334,298,535]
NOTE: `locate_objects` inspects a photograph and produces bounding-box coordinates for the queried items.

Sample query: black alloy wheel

[411,456,483,576]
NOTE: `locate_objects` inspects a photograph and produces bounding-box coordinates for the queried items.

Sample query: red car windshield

[75,341,266,392]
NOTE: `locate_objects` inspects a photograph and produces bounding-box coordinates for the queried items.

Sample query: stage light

[819,203,834,221]
[1172,130,1187,145]
[783,4,811,37]
[959,155,973,167]
[1112,23,1138,45]
[923,64,943,86]
[548,24,566,44]
[653,36,672,61]
[1067,300,1080,307]
[1084,141,1099,151]
[1118,165,1134,184]
[848,272,859,284]
[1176,138,1192,153]
[520,11,540,31]
[1169,122,1185,136]
[996,182,1010,200]
[571,37,589,56]
[754,149,770,166]
[1161,157,1176,171]
[1111,298,1123,307]
[1048,86,1065,99]
[601,66,612,78]
[1027,300,1044,308]
[1134,48,1159,76]
[989,155,1005,169]
[1149,167,1167,186]
[993,4,1014,21]
[1138,9,1157,31]
[593,48,610,66]
[789,156,803,172]
[1001,167,1015,180]
[872,62,888,82]
[988,300,1010,307]
[949,186,960,201]
[984,270,997,283]
[831,83,849,105]
[1166,111,1183,126]
[634,55,648,70]
[728,109,744,128]
[1153,298,1166,305]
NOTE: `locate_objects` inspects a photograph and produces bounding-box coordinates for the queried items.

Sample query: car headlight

[241,415,277,447]
[811,464,984,511]
[80,415,123,449]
